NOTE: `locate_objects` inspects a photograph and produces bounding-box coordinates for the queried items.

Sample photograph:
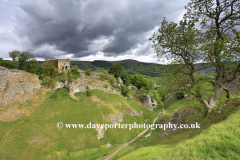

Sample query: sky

[0,0,189,63]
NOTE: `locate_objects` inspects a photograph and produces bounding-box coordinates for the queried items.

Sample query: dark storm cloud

[13,0,188,58]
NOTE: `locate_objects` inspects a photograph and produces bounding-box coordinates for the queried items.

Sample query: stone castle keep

[54,58,70,72]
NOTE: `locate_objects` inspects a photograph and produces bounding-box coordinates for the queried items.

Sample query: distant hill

[38,59,215,78]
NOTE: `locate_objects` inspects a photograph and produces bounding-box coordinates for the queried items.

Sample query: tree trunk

[201,82,223,112]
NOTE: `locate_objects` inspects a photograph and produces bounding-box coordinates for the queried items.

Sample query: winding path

[102,117,158,160]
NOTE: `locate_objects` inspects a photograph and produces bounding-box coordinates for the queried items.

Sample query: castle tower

[54,58,70,72]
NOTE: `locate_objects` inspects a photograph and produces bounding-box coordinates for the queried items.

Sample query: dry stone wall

[0,66,41,107]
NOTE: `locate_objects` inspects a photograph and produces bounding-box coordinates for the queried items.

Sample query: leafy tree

[109,64,123,78]
[9,51,20,61]
[0,61,19,69]
[25,59,39,74]
[42,57,55,77]
[43,76,56,88]
[18,51,35,70]
[150,0,240,112]
[120,73,132,85]
[67,65,81,83]
[131,74,153,90]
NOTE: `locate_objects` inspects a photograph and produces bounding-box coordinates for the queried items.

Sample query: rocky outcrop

[143,95,158,110]
[68,73,121,95]
[0,66,41,107]
[158,108,196,138]
[163,93,177,103]
[106,111,124,124]
[127,85,138,93]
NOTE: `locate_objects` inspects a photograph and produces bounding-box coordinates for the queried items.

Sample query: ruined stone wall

[0,66,41,107]
[54,59,70,72]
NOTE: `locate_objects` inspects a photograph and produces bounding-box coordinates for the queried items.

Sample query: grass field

[0,88,157,160]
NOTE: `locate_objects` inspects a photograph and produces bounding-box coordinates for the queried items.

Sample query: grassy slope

[119,97,240,160]
[0,89,157,160]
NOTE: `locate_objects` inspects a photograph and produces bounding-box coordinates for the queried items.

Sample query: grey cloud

[12,0,189,58]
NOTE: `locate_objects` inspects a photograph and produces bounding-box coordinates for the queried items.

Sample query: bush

[99,74,109,81]
[43,76,56,88]
[86,89,92,97]
[85,69,92,76]
[131,74,153,90]
[137,88,148,102]
[175,91,185,99]
[58,71,67,82]
[109,77,116,86]
[104,84,108,89]
[0,60,19,69]
[102,70,108,75]
[158,101,164,108]
[121,86,129,97]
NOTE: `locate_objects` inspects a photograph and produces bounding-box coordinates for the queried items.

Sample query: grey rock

[143,95,153,110]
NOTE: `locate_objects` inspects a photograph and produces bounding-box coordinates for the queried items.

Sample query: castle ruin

[54,59,70,72]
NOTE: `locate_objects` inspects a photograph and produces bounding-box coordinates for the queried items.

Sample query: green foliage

[42,76,56,88]
[109,76,116,86]
[86,89,92,97]
[18,51,35,70]
[0,60,19,69]
[121,86,130,97]
[150,0,240,111]
[99,74,109,81]
[137,88,148,102]
[175,91,185,99]
[109,64,123,78]
[25,59,39,74]
[158,101,164,108]
[67,65,80,83]
[58,71,67,82]
[131,74,153,90]
[121,73,132,86]
[102,70,108,75]
[103,84,108,89]
[85,69,92,76]
[42,57,55,77]
[9,50,20,61]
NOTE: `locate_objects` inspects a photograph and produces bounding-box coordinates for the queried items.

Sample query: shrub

[137,88,148,102]
[104,84,108,89]
[58,71,67,82]
[86,89,92,97]
[43,76,56,88]
[85,69,92,76]
[99,74,109,81]
[121,86,129,97]
[109,77,116,86]
[0,60,19,69]
[158,101,164,108]
[131,74,153,90]
[102,70,108,75]
[175,91,185,99]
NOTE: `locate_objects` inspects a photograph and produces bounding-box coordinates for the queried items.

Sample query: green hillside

[0,88,157,160]
[118,97,240,160]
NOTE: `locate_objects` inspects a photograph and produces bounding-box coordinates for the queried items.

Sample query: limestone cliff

[55,72,121,96]
[0,66,41,107]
